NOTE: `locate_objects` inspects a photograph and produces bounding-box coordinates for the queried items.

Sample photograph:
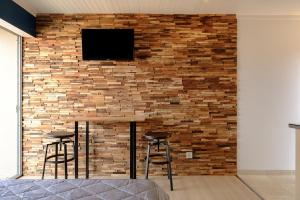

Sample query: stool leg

[55,143,58,179]
[60,138,62,151]
[166,149,170,180]
[64,143,68,179]
[166,144,173,191]
[145,143,151,179]
[42,144,49,180]
[164,143,170,180]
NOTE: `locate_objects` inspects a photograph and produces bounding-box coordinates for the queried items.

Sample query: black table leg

[130,121,136,179]
[86,121,89,179]
[74,121,78,179]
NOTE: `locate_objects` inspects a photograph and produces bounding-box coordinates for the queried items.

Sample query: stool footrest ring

[46,154,74,164]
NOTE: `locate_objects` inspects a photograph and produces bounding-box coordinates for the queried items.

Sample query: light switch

[186,151,193,159]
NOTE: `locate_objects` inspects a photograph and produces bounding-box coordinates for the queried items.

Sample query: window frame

[5,33,22,179]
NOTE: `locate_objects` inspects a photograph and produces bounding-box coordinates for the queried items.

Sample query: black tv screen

[82,29,134,60]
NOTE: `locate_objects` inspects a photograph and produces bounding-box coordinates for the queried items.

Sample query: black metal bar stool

[144,131,174,191]
[42,132,75,179]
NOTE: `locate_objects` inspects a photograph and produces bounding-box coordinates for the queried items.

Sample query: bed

[0,179,169,200]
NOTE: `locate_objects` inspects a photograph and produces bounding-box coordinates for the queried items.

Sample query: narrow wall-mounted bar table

[289,123,300,200]
[72,116,146,179]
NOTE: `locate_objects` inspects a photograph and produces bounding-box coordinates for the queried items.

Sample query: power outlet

[186,151,193,159]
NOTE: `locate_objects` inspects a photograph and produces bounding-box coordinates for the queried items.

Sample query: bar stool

[144,131,174,191]
[42,132,75,179]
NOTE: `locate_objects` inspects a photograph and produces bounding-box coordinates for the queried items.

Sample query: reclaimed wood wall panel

[23,14,237,177]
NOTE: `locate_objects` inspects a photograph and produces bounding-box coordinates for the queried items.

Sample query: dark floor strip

[236,175,265,200]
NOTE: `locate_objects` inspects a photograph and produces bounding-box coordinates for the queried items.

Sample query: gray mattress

[0,179,169,200]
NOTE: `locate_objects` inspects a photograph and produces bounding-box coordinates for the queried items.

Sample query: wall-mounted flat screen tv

[82,29,134,60]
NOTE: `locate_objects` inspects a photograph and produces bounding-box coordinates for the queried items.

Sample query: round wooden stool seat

[144,131,171,140]
[47,132,74,139]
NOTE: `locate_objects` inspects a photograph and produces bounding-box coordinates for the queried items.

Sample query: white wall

[238,16,300,171]
[0,27,19,178]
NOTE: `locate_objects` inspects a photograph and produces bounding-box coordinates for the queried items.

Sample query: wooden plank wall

[22,14,237,177]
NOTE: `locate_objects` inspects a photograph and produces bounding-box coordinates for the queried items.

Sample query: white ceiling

[14,0,300,16]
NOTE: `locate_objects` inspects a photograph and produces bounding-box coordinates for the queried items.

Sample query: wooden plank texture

[22,14,237,177]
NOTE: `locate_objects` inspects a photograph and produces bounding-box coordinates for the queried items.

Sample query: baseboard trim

[238,170,295,175]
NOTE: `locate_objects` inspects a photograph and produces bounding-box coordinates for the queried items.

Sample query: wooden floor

[152,176,260,200]
[239,174,295,200]
[21,175,261,200]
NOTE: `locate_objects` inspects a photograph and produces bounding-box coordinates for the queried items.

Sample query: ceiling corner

[13,0,37,16]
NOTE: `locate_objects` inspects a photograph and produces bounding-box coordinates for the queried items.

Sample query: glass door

[0,27,22,178]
